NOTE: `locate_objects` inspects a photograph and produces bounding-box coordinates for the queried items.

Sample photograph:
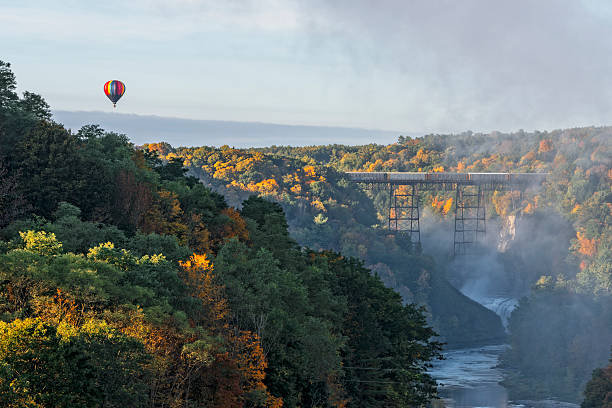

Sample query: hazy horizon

[53,110,405,147]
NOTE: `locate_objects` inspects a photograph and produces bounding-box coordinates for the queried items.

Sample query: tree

[0,318,150,408]
[14,121,83,217]
[240,195,294,256]
[583,349,612,408]
[179,253,282,407]
[0,60,18,109]
[19,91,51,121]
[19,230,63,256]
[0,158,27,227]
[311,251,443,407]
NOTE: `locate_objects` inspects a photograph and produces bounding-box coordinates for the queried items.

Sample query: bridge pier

[453,184,486,256]
[388,184,420,245]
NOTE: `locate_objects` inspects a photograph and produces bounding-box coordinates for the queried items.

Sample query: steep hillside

[147,143,508,346]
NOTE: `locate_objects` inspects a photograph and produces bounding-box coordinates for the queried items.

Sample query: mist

[419,185,575,318]
[293,0,612,132]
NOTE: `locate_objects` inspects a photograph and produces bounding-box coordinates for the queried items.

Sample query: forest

[1,55,611,406]
[0,61,444,407]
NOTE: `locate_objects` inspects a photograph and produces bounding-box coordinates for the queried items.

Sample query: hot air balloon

[103,80,125,108]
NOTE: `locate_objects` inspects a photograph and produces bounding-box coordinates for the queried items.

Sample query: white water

[475,296,518,329]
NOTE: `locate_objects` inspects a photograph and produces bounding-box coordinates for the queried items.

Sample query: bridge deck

[346,171,547,186]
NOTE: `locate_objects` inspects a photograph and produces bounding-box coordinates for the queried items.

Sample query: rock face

[498,215,517,252]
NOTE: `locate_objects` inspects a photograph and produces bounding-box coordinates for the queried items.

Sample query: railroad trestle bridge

[346,172,548,255]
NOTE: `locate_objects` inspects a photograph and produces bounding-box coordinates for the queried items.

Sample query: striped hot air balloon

[103,80,126,108]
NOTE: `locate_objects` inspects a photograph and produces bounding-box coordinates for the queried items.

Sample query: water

[477,296,518,329]
[429,345,580,408]
[460,292,518,329]
[429,295,580,408]
[427,292,519,407]
[429,344,514,408]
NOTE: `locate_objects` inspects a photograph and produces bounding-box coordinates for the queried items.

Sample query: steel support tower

[388,184,420,245]
[453,184,486,256]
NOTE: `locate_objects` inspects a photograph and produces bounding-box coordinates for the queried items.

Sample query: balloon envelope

[103,80,125,107]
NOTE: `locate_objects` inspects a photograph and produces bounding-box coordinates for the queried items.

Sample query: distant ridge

[53,110,405,148]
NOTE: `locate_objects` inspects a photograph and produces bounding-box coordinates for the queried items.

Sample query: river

[429,344,511,407]
[429,344,580,408]
[428,296,580,408]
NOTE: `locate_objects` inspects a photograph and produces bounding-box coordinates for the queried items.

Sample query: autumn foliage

[179,253,281,407]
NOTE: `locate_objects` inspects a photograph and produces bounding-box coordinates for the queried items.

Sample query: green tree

[582,349,612,408]
[19,91,51,121]
[0,158,27,227]
[0,318,150,408]
[14,121,83,217]
[311,251,443,407]
[0,60,18,109]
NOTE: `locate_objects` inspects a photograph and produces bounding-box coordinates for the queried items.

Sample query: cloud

[291,0,612,132]
[145,0,300,30]
[0,0,299,44]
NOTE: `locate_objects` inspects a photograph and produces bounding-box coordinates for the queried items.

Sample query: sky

[2,0,612,135]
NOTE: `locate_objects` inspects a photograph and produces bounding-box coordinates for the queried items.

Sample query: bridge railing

[346,171,548,186]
